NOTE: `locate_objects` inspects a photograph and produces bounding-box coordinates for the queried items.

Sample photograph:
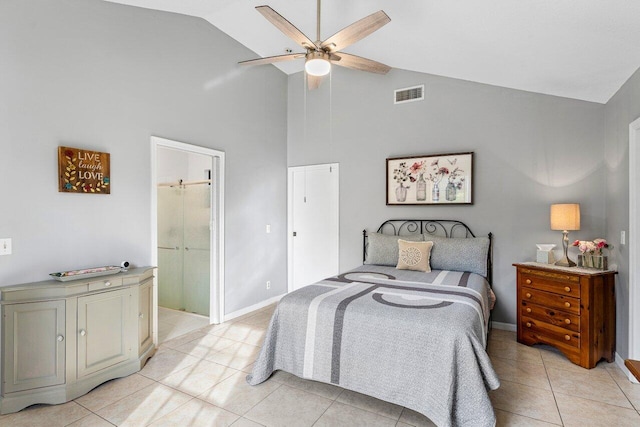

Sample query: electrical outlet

[621,231,626,245]
[0,238,12,256]
[266,224,271,233]
[266,280,271,290]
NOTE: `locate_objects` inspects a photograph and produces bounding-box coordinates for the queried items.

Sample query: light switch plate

[0,238,12,255]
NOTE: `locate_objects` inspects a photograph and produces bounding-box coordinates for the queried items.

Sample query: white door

[288,164,339,292]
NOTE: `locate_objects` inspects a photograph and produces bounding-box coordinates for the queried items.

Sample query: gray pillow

[365,232,423,266]
[423,235,490,277]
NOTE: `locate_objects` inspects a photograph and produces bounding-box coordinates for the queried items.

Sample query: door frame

[151,136,225,329]
[629,116,640,378]
[287,163,339,293]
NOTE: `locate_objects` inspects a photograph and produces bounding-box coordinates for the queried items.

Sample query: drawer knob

[564,286,571,292]
[80,329,87,337]
[565,318,571,325]
[564,302,571,308]
[526,322,532,328]
[526,307,532,313]
[105,281,112,287]
[526,293,532,299]
[564,335,571,341]
[525,279,532,284]
[57,335,64,342]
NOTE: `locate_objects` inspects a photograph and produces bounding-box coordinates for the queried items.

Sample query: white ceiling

[105,0,640,104]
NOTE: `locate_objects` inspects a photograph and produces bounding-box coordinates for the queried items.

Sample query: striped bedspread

[247,265,500,427]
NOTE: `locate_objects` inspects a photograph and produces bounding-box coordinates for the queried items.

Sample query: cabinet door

[138,278,153,354]
[77,289,131,378]
[3,300,66,393]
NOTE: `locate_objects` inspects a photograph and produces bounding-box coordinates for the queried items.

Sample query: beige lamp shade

[550,204,581,231]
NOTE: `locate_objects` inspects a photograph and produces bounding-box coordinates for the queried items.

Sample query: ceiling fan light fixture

[305,51,331,76]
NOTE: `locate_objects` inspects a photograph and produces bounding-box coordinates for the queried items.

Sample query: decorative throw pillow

[396,240,434,272]
[423,235,490,277]
[365,232,423,266]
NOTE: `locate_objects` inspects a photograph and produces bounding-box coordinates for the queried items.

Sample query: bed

[247,219,500,427]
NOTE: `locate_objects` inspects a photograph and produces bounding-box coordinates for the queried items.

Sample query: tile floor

[2,305,640,426]
[158,306,210,343]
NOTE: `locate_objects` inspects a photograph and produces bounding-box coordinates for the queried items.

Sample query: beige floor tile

[244,384,332,427]
[546,365,633,408]
[208,322,268,346]
[495,409,559,426]
[95,383,192,427]
[555,392,640,427]
[489,379,562,425]
[148,398,239,427]
[204,341,261,370]
[74,373,155,412]
[199,371,281,415]
[538,345,611,374]
[230,417,265,427]
[139,347,201,381]
[336,389,403,420]
[0,402,90,427]
[268,370,294,383]
[160,330,208,350]
[398,408,437,426]
[491,356,551,390]
[174,333,238,359]
[396,423,413,427]
[487,339,543,365]
[160,359,238,396]
[489,329,517,342]
[238,311,273,327]
[279,374,343,400]
[607,364,640,410]
[313,400,397,427]
[65,413,115,427]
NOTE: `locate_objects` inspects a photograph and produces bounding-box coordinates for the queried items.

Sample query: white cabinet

[0,267,156,414]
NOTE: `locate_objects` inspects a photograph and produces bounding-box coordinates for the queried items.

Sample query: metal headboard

[362,219,493,285]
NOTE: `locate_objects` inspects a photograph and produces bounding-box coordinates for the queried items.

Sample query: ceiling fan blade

[256,6,317,50]
[331,52,391,75]
[239,53,304,66]
[307,74,323,90]
[320,10,390,52]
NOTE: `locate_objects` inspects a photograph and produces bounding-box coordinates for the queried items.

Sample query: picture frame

[386,152,473,205]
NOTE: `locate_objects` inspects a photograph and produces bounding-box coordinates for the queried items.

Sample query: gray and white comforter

[247,265,500,427]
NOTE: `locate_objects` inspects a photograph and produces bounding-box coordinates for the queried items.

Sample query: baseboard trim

[223,293,285,322]
[491,321,517,332]
[616,352,640,384]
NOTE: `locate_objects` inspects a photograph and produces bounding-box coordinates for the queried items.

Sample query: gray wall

[288,68,606,325]
[0,0,289,315]
[604,66,640,359]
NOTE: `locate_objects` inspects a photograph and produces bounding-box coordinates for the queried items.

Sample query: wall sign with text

[58,146,110,194]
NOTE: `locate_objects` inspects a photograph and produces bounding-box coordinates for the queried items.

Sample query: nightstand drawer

[520,303,580,332]
[520,270,580,298]
[521,316,580,348]
[521,287,580,315]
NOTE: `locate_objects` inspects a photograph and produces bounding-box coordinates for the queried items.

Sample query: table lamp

[550,203,580,267]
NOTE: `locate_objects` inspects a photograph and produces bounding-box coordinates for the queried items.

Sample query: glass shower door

[183,184,211,316]
[157,186,184,311]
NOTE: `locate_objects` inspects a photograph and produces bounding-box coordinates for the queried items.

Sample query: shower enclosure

[157,181,210,316]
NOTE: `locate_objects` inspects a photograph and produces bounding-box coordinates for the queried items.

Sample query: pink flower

[410,162,423,174]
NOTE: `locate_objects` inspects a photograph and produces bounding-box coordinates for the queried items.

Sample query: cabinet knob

[57,335,64,342]
[105,281,111,287]
[80,329,87,336]
[526,322,532,328]
[564,335,571,341]
[525,279,532,284]
[564,286,571,292]
[564,302,571,308]
[526,293,532,299]
[565,318,571,325]
[139,313,144,319]
[526,307,532,313]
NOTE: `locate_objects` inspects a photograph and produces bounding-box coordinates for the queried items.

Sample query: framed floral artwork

[386,152,473,205]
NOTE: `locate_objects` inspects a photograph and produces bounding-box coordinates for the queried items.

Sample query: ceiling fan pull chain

[317,0,321,44]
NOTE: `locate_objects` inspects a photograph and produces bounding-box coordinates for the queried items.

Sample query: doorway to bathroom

[151,137,225,343]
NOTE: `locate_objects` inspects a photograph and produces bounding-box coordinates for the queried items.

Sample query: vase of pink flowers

[573,238,610,269]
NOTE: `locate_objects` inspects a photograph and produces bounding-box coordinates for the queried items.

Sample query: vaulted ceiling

[105,0,640,104]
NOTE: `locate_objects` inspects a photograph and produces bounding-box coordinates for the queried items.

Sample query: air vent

[394,85,424,104]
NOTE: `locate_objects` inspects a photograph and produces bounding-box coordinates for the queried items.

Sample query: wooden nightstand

[513,262,616,369]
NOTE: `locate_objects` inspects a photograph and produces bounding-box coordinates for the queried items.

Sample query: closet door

[288,164,339,292]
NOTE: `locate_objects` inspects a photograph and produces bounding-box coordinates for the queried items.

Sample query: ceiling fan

[239,0,392,89]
